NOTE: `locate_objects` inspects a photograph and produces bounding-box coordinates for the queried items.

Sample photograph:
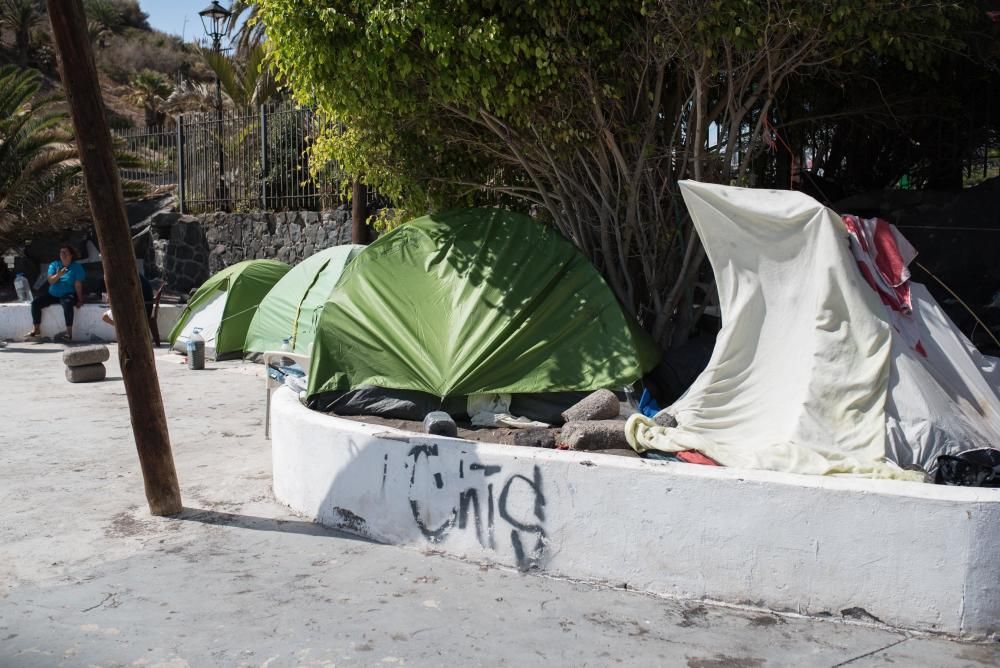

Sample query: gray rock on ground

[558,420,630,451]
[65,362,107,383]
[63,344,110,367]
[512,428,557,449]
[422,411,458,437]
[561,389,620,422]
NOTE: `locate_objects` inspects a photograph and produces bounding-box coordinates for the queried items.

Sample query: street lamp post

[198,1,231,210]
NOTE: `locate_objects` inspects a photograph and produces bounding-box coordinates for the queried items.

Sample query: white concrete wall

[271,387,1000,638]
[0,303,183,342]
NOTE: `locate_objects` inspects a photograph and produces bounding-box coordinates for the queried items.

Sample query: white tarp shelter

[626,181,1000,480]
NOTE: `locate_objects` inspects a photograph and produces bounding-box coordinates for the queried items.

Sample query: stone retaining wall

[148,206,359,293]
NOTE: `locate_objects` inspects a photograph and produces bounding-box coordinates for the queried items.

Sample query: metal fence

[113,103,377,214]
[115,125,178,189]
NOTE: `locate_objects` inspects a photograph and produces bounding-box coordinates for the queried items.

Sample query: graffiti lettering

[404,444,547,569]
[498,466,546,529]
[407,444,439,484]
[498,466,546,570]
[407,444,456,542]
[486,482,496,550]
[458,489,484,546]
[409,499,456,542]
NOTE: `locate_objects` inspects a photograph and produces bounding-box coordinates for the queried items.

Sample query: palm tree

[229,1,264,54]
[128,69,172,128]
[83,0,123,34]
[197,1,281,111]
[83,0,129,48]
[0,65,81,246]
[0,65,152,250]
[201,42,279,109]
[87,18,111,48]
[162,79,219,115]
[0,0,45,67]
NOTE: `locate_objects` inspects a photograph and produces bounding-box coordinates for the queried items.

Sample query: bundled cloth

[468,394,550,429]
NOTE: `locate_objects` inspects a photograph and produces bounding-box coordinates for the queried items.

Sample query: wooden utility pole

[351,180,369,244]
[48,0,182,516]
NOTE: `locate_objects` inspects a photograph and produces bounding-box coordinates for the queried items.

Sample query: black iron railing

[113,103,378,214]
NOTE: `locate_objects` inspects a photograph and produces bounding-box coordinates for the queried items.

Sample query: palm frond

[200,47,242,107]
[0,64,84,244]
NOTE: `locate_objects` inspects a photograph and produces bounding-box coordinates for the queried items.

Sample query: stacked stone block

[63,345,109,383]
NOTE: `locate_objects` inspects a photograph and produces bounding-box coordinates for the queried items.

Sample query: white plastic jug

[186,328,206,370]
[14,273,31,303]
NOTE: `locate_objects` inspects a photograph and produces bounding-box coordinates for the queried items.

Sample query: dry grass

[95,29,206,85]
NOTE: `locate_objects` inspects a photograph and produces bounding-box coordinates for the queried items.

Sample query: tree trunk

[351,180,368,244]
[16,27,29,66]
[47,0,183,517]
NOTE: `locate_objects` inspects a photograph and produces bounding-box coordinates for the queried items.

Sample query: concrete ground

[0,343,997,668]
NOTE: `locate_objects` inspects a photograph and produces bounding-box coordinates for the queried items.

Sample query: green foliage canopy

[260,0,644,207]
[258,0,978,346]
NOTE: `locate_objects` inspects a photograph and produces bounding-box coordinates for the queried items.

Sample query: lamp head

[198,1,232,45]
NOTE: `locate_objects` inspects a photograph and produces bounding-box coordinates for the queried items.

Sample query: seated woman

[26,244,86,342]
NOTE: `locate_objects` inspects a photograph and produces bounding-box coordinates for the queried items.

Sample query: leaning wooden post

[48,0,182,516]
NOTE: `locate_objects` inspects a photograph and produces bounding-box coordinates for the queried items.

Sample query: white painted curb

[0,303,182,342]
[271,387,1000,638]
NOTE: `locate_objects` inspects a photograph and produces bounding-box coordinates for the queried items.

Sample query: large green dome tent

[244,244,365,356]
[169,259,290,360]
[307,208,659,421]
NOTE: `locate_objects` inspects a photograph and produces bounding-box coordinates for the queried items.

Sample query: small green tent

[307,208,659,406]
[244,244,365,356]
[169,259,290,360]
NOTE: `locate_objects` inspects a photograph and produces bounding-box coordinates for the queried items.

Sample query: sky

[140,0,236,42]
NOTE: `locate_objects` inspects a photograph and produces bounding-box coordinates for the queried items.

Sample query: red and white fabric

[842,215,926,357]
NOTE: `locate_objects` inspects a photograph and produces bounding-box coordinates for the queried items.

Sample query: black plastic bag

[934,448,1000,487]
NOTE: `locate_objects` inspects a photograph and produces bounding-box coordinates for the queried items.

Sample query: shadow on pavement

[175,507,375,543]
[0,346,63,353]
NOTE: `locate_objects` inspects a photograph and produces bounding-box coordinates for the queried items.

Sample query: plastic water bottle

[186,327,205,370]
[14,273,31,303]
[281,337,292,352]
[623,385,638,411]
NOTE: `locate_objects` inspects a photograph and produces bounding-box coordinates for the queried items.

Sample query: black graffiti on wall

[403,444,547,570]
